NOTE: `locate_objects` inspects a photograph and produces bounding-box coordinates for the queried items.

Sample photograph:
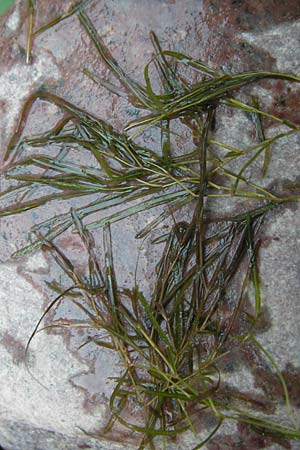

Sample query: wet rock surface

[1,1,300,449]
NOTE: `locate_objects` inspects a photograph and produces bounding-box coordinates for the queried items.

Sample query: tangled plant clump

[1,2,300,449]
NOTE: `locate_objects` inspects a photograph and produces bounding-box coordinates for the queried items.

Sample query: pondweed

[1,3,300,449]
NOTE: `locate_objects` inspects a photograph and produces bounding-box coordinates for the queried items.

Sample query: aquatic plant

[2,2,300,449]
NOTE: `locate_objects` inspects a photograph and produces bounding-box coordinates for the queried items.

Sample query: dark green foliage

[2,3,300,448]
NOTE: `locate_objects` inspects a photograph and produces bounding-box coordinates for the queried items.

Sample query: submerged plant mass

[2,3,300,449]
